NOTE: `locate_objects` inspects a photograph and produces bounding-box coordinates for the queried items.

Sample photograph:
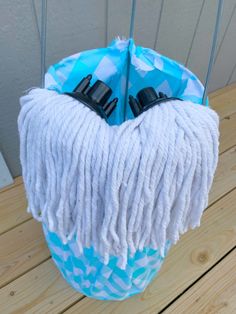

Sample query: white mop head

[18,88,219,269]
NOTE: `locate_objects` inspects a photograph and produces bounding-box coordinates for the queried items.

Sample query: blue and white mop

[18,39,219,300]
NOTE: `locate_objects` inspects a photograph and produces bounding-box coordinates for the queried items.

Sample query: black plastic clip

[129,87,181,117]
[65,74,118,120]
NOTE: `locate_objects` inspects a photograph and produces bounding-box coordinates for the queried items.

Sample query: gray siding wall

[0,0,236,177]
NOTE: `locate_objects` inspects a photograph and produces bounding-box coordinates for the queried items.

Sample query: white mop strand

[18,88,219,269]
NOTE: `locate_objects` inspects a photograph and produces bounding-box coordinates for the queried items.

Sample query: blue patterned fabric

[46,39,207,125]
[43,225,171,300]
[43,38,205,300]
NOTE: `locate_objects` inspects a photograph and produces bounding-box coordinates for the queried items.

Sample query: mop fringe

[18,88,219,269]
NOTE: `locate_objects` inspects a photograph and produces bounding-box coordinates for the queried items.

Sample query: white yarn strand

[18,88,219,269]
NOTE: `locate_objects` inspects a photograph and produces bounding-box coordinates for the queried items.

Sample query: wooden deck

[0,84,236,314]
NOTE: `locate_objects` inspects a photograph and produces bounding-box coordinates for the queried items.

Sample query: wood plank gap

[0,217,32,237]
[209,82,236,99]
[162,249,236,313]
[0,181,29,234]
[159,246,236,314]
[220,144,236,156]
[206,186,236,211]
[60,296,87,314]
[0,178,23,194]
[0,256,51,290]
[0,219,50,287]
[0,259,84,314]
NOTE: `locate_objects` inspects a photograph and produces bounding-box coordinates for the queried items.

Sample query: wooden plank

[209,82,236,99]
[0,259,83,314]
[209,146,236,204]
[209,83,236,119]
[0,220,49,288]
[64,188,236,313]
[164,249,236,314]
[219,112,236,153]
[0,176,22,193]
[0,182,29,235]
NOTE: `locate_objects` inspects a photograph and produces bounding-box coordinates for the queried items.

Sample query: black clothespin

[129,87,182,117]
[66,74,118,120]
